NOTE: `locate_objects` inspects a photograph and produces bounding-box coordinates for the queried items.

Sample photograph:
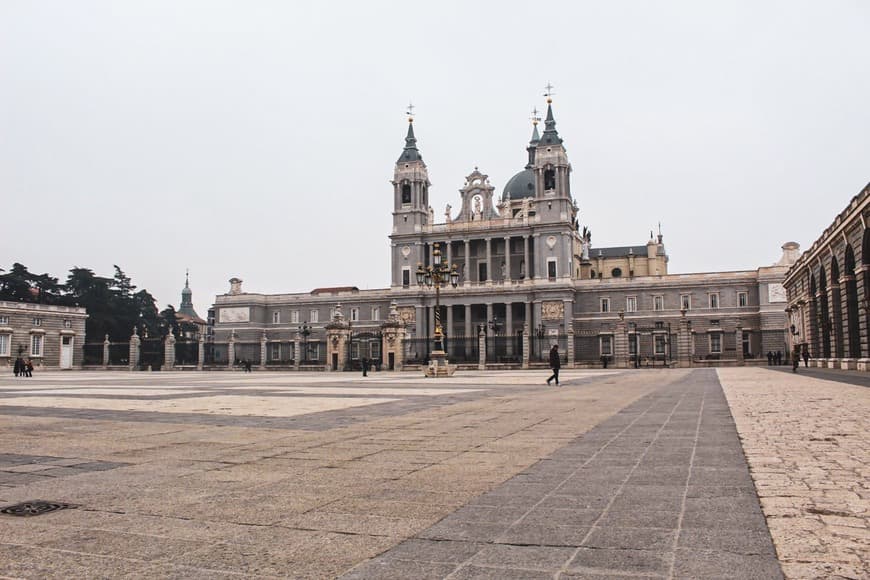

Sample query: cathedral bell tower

[534,93,573,223]
[392,111,430,235]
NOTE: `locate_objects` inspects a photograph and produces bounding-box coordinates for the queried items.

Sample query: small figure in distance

[546,344,560,386]
[767,351,773,366]
[802,345,809,368]
[362,357,369,377]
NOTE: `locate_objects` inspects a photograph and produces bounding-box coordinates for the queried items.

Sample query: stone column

[416,305,425,339]
[567,328,575,369]
[504,236,511,281]
[522,323,530,369]
[102,334,110,369]
[446,241,452,267]
[294,332,301,370]
[260,331,268,369]
[523,236,530,280]
[227,332,235,369]
[678,313,691,368]
[736,321,745,366]
[478,326,487,370]
[446,304,454,338]
[505,302,513,338]
[464,304,472,337]
[614,318,628,369]
[164,332,176,371]
[485,238,492,284]
[129,328,140,372]
[464,239,471,286]
[563,299,573,333]
[197,334,204,371]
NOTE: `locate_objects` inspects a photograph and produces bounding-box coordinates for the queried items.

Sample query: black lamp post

[416,243,460,375]
[298,321,311,363]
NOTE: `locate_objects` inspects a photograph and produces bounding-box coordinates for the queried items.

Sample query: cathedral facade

[210,99,792,370]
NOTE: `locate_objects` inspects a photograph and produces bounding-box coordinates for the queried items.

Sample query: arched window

[401,182,411,204]
[544,168,556,190]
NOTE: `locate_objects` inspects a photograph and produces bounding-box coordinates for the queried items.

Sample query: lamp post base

[425,350,456,377]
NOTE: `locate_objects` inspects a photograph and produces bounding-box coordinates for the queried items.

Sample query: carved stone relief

[541,301,564,320]
[398,306,416,323]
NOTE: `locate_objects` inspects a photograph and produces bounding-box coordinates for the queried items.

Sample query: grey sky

[2,1,868,319]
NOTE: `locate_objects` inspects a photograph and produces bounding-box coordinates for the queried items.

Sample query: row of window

[598,331,730,356]
[600,292,749,313]
[0,315,73,328]
[0,333,43,357]
[271,307,382,325]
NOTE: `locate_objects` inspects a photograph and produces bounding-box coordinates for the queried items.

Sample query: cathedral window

[401,183,411,204]
[709,293,720,309]
[310,310,319,323]
[626,296,637,312]
[547,259,557,280]
[709,333,722,353]
[402,267,410,288]
[350,308,359,322]
[544,169,556,191]
[653,295,664,311]
[291,310,299,324]
[681,294,691,310]
[272,312,280,324]
[371,307,380,321]
[611,267,622,278]
[600,298,610,313]
[738,292,748,307]
[600,335,613,356]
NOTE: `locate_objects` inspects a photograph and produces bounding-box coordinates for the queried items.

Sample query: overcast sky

[2,1,868,318]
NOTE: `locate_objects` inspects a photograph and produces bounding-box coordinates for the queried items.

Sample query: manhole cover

[0,500,78,517]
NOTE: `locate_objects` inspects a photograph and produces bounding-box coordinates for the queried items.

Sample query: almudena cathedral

[209,98,800,372]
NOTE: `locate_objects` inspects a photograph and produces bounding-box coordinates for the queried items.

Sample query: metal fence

[108,343,129,365]
[403,337,430,365]
[266,342,295,365]
[486,335,522,364]
[530,334,568,364]
[204,342,227,365]
[175,340,199,366]
[139,338,163,370]
[83,343,104,366]
[233,342,260,365]
[444,335,479,363]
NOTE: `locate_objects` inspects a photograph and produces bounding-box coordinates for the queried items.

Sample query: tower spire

[526,107,541,169]
[397,102,422,162]
[541,82,562,145]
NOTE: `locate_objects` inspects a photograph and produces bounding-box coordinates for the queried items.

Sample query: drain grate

[0,500,78,517]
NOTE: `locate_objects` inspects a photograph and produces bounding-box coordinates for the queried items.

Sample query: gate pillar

[325,303,351,372]
[381,301,406,371]
[129,327,140,372]
[164,332,176,371]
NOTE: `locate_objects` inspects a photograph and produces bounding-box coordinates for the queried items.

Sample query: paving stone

[566,546,670,576]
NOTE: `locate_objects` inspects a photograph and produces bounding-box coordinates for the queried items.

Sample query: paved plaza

[0,368,866,579]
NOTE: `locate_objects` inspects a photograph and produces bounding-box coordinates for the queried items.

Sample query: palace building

[784,183,870,369]
[210,98,794,370]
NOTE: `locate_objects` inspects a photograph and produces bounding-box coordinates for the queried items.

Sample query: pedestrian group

[12,357,34,377]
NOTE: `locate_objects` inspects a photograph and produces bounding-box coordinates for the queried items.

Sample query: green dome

[503,169,535,199]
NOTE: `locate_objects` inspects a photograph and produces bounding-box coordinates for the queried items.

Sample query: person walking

[13,357,21,377]
[775,350,783,366]
[361,357,369,377]
[792,347,800,373]
[546,344,561,386]
[767,351,773,366]
[24,358,33,377]
[802,345,809,367]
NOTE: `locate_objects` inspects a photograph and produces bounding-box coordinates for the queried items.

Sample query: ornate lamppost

[416,243,460,376]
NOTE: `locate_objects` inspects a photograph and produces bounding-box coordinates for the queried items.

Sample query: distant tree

[0,263,37,302]
[133,289,160,338]
[159,304,180,338]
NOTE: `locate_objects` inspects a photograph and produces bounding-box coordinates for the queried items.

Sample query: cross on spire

[544,82,555,101]
[406,101,415,119]
[530,106,541,125]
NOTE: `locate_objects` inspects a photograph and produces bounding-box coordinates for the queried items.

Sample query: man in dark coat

[361,357,369,377]
[802,345,809,367]
[767,351,773,366]
[547,345,561,386]
[13,357,21,377]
